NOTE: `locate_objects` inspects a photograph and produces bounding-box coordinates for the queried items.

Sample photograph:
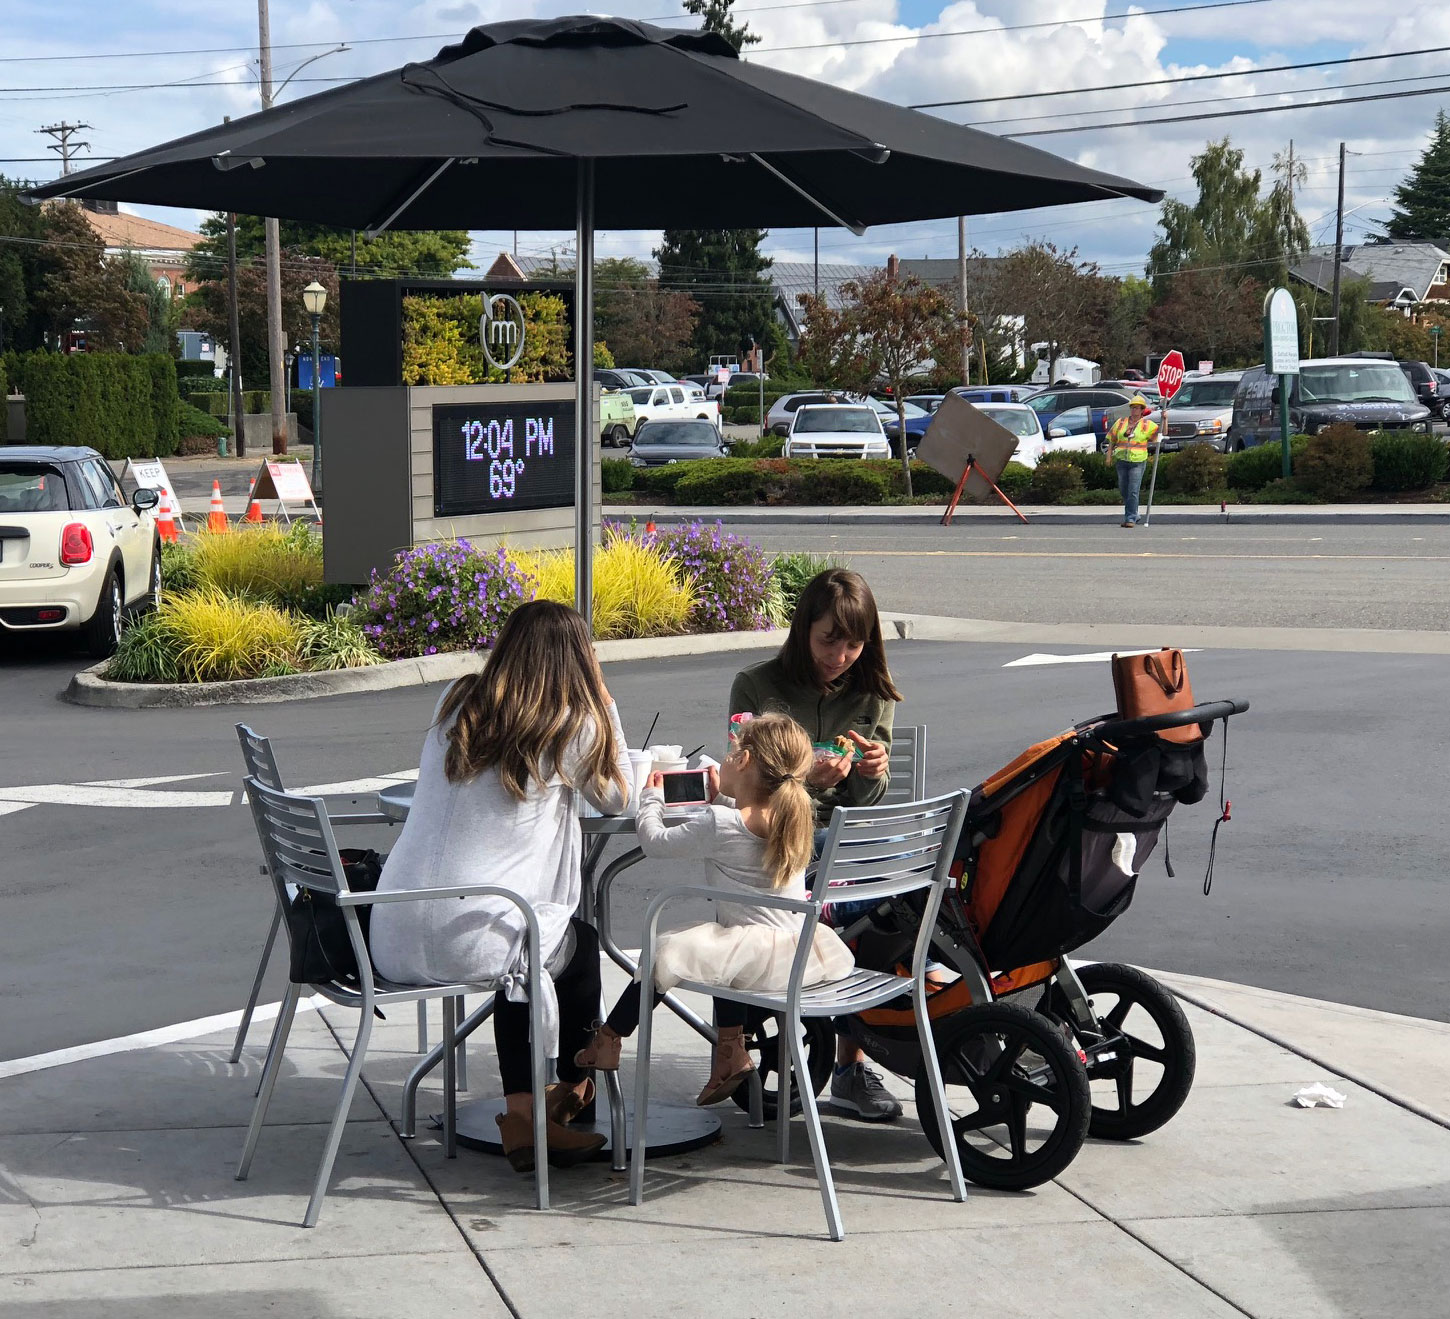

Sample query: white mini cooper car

[0,446,161,655]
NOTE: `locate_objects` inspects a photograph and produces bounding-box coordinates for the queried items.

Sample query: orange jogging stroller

[737,697,1247,1192]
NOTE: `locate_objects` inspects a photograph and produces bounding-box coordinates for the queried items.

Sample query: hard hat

[1129,394,1149,408]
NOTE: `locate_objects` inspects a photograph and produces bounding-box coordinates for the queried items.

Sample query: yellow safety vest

[1108,417,1158,463]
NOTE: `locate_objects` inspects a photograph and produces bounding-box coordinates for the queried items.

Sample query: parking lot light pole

[302,281,327,496]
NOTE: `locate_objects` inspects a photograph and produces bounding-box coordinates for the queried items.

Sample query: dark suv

[1398,359,1443,418]
[1228,359,1433,449]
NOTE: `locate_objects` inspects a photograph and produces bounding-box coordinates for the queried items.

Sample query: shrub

[894,462,957,497]
[190,523,333,615]
[518,538,697,640]
[357,541,534,658]
[794,460,893,505]
[176,359,217,383]
[632,464,692,494]
[1226,437,1309,491]
[771,551,840,621]
[1245,477,1320,504]
[144,354,180,457]
[107,588,305,683]
[647,521,775,631]
[1027,457,1084,502]
[178,402,229,443]
[160,540,199,594]
[601,457,634,494]
[0,356,6,443]
[995,462,1034,499]
[296,613,383,670]
[1370,431,1449,491]
[728,435,785,459]
[1296,423,1374,500]
[1159,442,1228,494]
[11,351,166,459]
[674,458,773,505]
[181,374,228,393]
[1042,448,1117,491]
[1061,488,1122,506]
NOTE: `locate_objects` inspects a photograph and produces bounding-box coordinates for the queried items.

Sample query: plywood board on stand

[915,392,1021,500]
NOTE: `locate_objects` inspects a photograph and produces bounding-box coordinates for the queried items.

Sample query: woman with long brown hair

[370,600,632,1170]
[729,568,906,1122]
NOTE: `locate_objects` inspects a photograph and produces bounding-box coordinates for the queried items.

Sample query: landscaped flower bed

[107,520,816,684]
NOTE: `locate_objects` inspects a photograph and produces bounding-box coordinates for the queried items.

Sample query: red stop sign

[1157,350,1185,401]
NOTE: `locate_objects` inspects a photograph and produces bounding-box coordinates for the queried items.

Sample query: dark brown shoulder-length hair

[435,600,623,801]
[778,569,902,701]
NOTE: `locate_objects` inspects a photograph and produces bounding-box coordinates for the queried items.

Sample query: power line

[910,43,1450,110]
[974,69,1450,130]
[1008,79,1450,137]
[751,0,1275,54]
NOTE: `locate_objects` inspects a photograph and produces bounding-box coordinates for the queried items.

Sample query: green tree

[1148,267,1265,366]
[1384,110,1450,248]
[798,270,959,495]
[0,176,51,352]
[656,0,772,369]
[1149,138,1308,296]
[990,241,1107,379]
[186,215,471,283]
[594,257,700,374]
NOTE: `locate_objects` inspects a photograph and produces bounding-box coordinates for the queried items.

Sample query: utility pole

[257,0,288,457]
[227,214,246,460]
[1286,139,1295,210]
[1330,140,1346,357]
[957,215,970,385]
[37,122,92,174]
[813,228,819,299]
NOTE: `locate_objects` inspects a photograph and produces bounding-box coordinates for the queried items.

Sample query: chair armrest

[329,812,393,826]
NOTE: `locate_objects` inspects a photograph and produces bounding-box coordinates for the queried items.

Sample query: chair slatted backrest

[236,723,286,792]
[814,791,967,911]
[246,776,345,902]
[880,724,926,806]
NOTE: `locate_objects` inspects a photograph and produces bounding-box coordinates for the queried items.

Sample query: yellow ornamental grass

[512,538,695,640]
[190,526,323,605]
[164,588,306,683]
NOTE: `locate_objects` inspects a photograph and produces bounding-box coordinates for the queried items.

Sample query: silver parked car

[628,418,731,467]
[783,404,891,459]
[1159,372,1243,452]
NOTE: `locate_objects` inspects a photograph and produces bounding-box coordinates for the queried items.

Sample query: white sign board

[251,460,319,522]
[1197,360,1214,374]
[123,457,175,494]
[1264,288,1300,376]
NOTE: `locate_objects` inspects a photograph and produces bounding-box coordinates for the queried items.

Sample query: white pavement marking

[1003,647,1203,668]
[0,995,326,1080]
[1,769,419,814]
[78,772,228,789]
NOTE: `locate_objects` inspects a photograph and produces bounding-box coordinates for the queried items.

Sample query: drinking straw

[642,711,660,748]
[685,744,705,759]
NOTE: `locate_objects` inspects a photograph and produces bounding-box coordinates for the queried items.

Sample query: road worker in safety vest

[1105,395,1158,528]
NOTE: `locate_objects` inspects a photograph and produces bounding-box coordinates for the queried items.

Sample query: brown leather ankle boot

[495,1110,607,1172]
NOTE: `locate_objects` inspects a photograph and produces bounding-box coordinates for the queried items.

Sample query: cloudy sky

[3,0,1447,277]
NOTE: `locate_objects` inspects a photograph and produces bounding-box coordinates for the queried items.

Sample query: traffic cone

[244,477,263,525]
[206,479,228,533]
[155,487,179,544]
[644,518,656,536]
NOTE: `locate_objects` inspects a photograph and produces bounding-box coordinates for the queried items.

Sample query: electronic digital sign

[432,400,577,517]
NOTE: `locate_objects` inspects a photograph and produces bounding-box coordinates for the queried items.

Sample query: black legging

[494,917,600,1096]
[605,981,748,1037]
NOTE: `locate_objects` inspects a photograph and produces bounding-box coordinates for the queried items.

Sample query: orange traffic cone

[644,518,656,536]
[155,486,179,543]
[244,477,264,525]
[207,479,228,533]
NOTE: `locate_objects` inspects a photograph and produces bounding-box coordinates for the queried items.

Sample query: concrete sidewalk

[3,960,1446,1317]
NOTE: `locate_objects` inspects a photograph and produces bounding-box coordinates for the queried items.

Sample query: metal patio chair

[880,724,927,806]
[231,724,439,1072]
[238,777,553,1225]
[630,791,970,1241]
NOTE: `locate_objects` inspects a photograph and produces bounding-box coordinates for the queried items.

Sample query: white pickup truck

[625,383,721,436]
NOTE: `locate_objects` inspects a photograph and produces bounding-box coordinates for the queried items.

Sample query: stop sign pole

[1142,349,1184,528]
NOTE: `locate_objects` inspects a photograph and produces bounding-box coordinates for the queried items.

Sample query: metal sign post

[1263,288,1301,480]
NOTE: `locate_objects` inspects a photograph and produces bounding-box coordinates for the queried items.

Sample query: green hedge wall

[176,358,217,383]
[0,356,7,443]
[621,457,958,504]
[9,351,180,458]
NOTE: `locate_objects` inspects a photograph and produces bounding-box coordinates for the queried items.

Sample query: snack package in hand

[728,711,754,749]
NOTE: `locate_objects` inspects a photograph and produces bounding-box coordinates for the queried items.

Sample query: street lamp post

[302,281,327,497]
[283,349,294,418]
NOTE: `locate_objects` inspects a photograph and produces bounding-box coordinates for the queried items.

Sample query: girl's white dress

[637,788,855,993]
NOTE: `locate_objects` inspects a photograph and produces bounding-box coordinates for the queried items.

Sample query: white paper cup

[626,750,652,805]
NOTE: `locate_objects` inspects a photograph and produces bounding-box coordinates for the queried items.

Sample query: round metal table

[378,779,734,1162]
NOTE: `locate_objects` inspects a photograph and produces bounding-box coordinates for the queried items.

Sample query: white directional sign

[1264,287,1300,376]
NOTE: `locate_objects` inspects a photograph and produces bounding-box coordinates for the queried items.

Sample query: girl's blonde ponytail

[736,713,817,888]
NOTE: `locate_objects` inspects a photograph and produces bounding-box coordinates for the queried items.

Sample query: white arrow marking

[0,783,237,809]
[78,772,229,789]
[1004,648,1202,668]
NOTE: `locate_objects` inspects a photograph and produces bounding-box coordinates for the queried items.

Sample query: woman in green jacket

[728,568,906,1121]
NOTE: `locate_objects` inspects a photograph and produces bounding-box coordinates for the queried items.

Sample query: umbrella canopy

[29,16,1161,230]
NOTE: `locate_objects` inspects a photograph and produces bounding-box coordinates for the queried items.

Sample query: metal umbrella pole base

[440,1097,721,1160]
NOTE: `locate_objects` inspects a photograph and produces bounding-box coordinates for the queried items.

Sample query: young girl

[574,713,855,1106]
[369,600,633,1171]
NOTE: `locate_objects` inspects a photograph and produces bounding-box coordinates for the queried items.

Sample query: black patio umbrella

[31,15,1162,608]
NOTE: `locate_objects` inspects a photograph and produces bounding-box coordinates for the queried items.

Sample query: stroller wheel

[732,1011,834,1120]
[1044,963,1196,1141]
[915,1002,1090,1191]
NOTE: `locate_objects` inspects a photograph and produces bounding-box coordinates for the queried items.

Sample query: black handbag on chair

[286,848,385,984]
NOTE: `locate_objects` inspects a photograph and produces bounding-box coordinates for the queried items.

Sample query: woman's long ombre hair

[736,713,816,889]
[436,600,622,801]
[779,568,902,702]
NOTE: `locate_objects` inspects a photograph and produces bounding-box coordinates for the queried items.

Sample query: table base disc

[439,1097,722,1159]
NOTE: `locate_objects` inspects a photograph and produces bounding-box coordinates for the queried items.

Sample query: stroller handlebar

[1088,699,1249,743]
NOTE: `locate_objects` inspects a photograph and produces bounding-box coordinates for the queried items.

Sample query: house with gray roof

[1290,241,1450,309]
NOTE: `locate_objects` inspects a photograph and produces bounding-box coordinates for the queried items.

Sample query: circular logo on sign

[480,293,527,371]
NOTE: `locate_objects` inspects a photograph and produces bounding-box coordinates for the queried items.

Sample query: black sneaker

[828,1062,903,1122]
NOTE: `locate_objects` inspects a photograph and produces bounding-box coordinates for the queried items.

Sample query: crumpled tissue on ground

[1293,1082,1347,1109]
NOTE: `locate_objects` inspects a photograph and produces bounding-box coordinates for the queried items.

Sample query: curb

[63,626,796,710]
[608,505,1450,526]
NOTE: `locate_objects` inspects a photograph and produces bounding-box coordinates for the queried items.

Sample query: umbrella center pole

[575,159,596,621]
